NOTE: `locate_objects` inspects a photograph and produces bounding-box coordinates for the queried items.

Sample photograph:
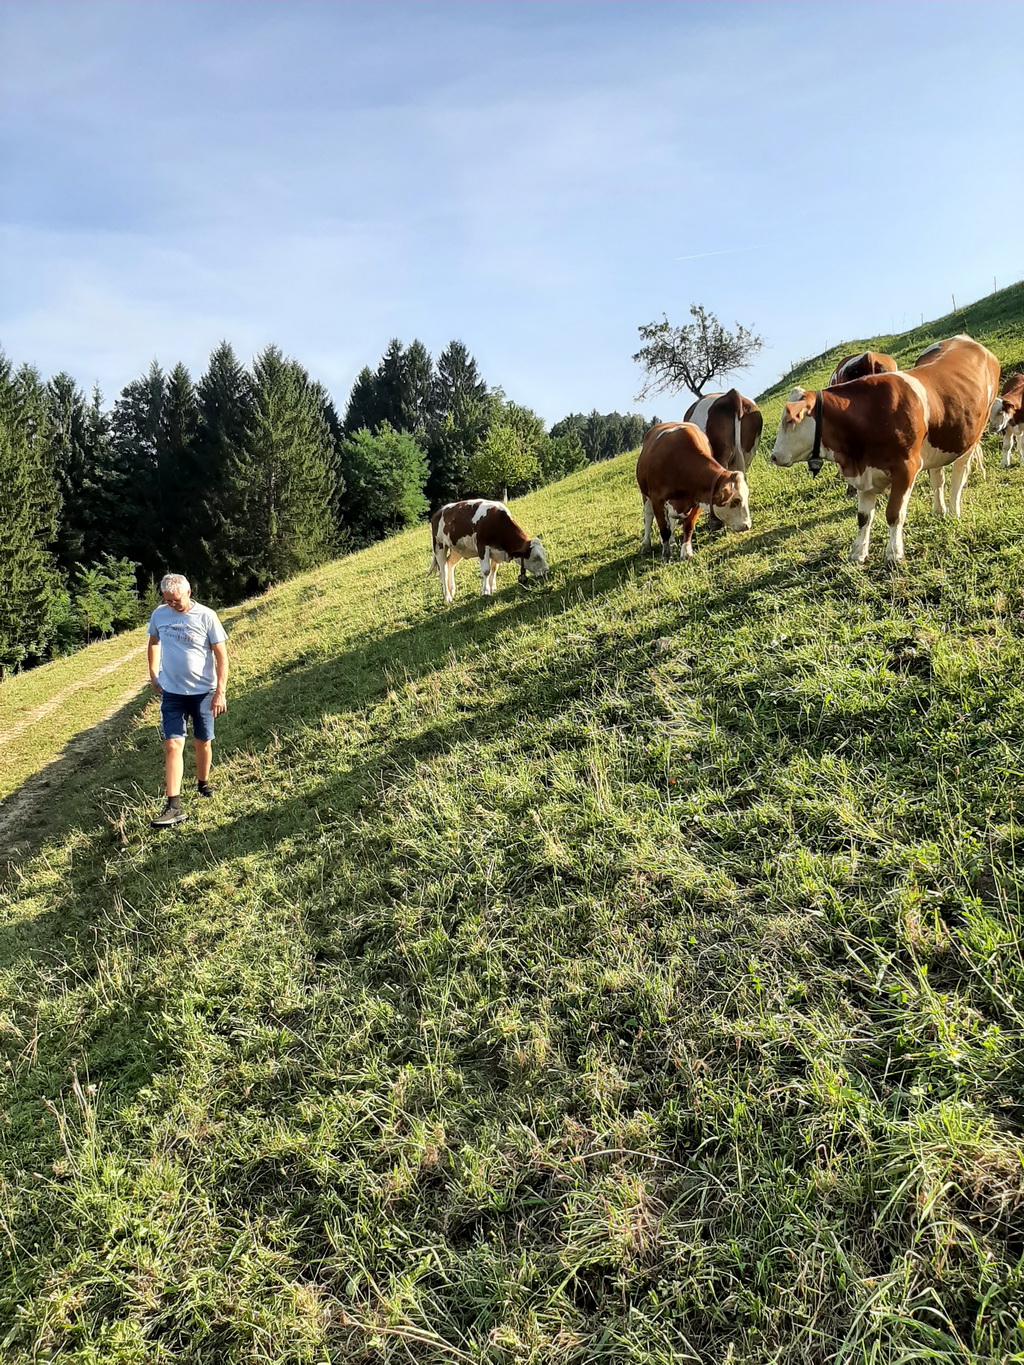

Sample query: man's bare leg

[163,738,185,797]
[194,739,212,784]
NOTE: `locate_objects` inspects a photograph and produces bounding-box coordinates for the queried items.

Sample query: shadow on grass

[0,498,897,1077]
[0,498,875,890]
[0,687,151,862]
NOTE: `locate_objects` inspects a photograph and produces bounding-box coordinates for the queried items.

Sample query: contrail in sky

[674,245,767,262]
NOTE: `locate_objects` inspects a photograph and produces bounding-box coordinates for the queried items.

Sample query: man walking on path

[147,573,228,828]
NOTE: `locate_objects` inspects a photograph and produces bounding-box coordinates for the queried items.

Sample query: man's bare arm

[148,635,162,693]
[211,641,229,716]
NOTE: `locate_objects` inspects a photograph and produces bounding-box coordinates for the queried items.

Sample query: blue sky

[2,0,1022,424]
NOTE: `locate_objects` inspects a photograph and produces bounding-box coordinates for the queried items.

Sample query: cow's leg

[641,497,654,553]
[479,549,493,596]
[651,501,673,563]
[928,466,948,518]
[946,449,974,518]
[679,507,700,560]
[486,556,500,594]
[884,465,917,565]
[850,490,878,564]
[1002,431,1014,469]
[442,552,457,603]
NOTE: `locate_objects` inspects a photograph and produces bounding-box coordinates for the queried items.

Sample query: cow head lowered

[771,388,818,467]
[519,537,549,584]
[707,470,752,531]
[989,396,1019,435]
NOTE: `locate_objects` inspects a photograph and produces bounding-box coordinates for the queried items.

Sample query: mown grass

[0,632,156,805]
[3,293,1024,1363]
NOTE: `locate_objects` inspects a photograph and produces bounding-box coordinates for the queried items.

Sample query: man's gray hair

[160,573,191,594]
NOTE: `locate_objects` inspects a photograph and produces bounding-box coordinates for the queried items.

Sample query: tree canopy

[633,305,764,400]
[1,328,625,675]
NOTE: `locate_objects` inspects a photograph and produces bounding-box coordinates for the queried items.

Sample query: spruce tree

[372,339,417,434]
[425,340,490,507]
[0,354,61,672]
[220,347,338,597]
[158,362,200,575]
[400,339,435,434]
[46,373,96,573]
[342,366,380,435]
[344,340,435,440]
[309,379,346,544]
[104,362,165,576]
[193,342,253,597]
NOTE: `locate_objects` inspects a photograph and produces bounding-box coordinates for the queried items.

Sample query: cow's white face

[989,398,1013,433]
[715,471,752,532]
[525,538,549,579]
[771,388,816,466]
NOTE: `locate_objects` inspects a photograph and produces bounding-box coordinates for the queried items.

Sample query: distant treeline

[0,337,651,675]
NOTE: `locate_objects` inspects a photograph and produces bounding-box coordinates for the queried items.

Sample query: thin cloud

[674,245,767,262]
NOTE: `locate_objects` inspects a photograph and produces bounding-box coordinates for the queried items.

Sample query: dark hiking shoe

[197,782,214,798]
[150,801,188,828]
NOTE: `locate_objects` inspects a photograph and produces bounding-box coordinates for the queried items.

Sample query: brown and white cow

[430,499,548,603]
[827,351,898,387]
[771,334,1000,565]
[827,353,900,493]
[637,422,751,561]
[683,389,763,473]
[999,408,1024,469]
[988,372,1024,467]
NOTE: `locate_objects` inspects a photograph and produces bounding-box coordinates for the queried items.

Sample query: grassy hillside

[2,292,1024,1364]
[0,633,152,809]
[758,280,1024,428]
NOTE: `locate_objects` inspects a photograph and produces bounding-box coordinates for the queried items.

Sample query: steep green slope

[2,287,1024,1364]
[758,278,1024,426]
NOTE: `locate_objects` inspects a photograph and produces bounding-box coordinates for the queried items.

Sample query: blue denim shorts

[160,691,215,742]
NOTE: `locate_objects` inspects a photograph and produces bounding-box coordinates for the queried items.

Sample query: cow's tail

[427,550,439,575]
[734,405,742,469]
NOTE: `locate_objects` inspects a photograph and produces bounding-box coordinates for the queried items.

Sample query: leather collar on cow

[808,390,825,477]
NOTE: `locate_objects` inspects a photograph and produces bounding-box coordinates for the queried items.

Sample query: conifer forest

[0,338,650,675]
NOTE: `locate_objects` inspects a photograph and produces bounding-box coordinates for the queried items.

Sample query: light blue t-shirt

[148,603,227,695]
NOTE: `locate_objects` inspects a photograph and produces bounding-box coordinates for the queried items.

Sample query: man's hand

[211,688,227,717]
[149,677,163,695]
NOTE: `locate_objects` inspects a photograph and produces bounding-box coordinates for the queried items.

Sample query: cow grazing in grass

[683,389,763,473]
[771,334,1000,565]
[827,351,898,387]
[430,499,548,603]
[989,372,1024,467]
[637,422,751,562]
[1000,408,1024,469]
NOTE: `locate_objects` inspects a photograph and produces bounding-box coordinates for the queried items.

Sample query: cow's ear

[712,474,733,506]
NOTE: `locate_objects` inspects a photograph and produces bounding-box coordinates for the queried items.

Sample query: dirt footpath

[0,647,150,859]
[0,643,147,749]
